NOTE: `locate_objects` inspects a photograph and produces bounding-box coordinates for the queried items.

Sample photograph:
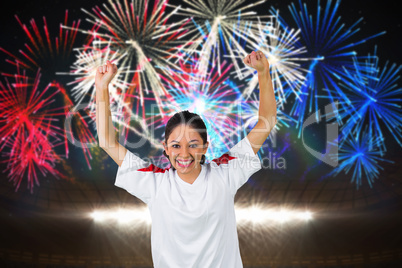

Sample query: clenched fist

[243,50,270,74]
[95,60,118,90]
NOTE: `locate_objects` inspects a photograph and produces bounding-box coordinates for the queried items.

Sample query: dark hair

[163,110,208,168]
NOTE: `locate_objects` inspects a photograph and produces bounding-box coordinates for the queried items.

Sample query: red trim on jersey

[212,153,237,166]
[138,164,169,173]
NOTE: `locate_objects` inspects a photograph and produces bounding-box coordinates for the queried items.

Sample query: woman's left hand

[243,50,270,74]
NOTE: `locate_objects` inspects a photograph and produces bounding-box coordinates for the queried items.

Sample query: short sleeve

[115,149,166,205]
[213,136,262,196]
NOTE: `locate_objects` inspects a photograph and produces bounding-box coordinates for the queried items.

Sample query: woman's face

[163,124,208,175]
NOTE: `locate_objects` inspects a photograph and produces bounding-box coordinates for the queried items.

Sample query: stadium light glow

[90,207,313,225]
[235,206,313,224]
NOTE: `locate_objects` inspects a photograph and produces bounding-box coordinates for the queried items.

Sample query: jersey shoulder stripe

[211,153,237,166]
[137,164,170,173]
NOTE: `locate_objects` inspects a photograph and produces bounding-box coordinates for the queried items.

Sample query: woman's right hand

[95,60,118,90]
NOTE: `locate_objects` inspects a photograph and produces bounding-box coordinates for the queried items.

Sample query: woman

[95,50,277,267]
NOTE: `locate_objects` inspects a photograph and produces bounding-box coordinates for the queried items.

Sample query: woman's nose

[180,146,190,156]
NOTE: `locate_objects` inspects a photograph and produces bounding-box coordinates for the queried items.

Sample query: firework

[0,69,67,148]
[273,0,385,137]
[0,68,69,192]
[0,10,84,75]
[57,38,130,114]
[64,0,193,108]
[168,0,274,78]
[327,130,392,189]
[235,13,312,105]
[333,48,402,153]
[60,38,175,151]
[1,124,68,193]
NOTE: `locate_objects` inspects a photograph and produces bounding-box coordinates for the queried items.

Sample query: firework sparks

[1,124,68,193]
[274,0,385,137]
[58,36,171,151]
[327,130,393,189]
[234,14,312,105]
[64,0,193,109]
[0,68,69,192]
[168,0,274,78]
[57,38,130,114]
[333,48,402,154]
[0,10,83,74]
[58,43,124,145]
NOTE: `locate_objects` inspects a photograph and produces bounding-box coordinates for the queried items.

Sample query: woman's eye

[172,144,197,148]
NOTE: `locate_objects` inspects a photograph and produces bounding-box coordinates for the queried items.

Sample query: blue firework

[328,130,393,189]
[334,47,402,154]
[271,0,385,137]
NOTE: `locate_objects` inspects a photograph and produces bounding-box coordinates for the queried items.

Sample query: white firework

[236,14,315,106]
[57,38,129,114]
[167,0,274,78]
[57,37,152,142]
[62,0,194,111]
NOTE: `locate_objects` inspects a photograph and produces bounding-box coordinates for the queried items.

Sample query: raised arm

[243,51,277,155]
[95,61,127,167]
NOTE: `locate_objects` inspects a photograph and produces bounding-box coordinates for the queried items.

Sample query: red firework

[0,67,69,193]
[1,121,68,193]
[0,10,88,72]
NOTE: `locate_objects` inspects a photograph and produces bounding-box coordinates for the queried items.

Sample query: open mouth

[176,159,194,168]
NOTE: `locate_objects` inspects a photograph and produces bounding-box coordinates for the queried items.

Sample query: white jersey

[115,136,262,268]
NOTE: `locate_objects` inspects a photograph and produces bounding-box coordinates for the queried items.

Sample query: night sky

[1,0,400,63]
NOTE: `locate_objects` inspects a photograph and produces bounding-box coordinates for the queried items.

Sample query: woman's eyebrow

[170,139,199,144]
